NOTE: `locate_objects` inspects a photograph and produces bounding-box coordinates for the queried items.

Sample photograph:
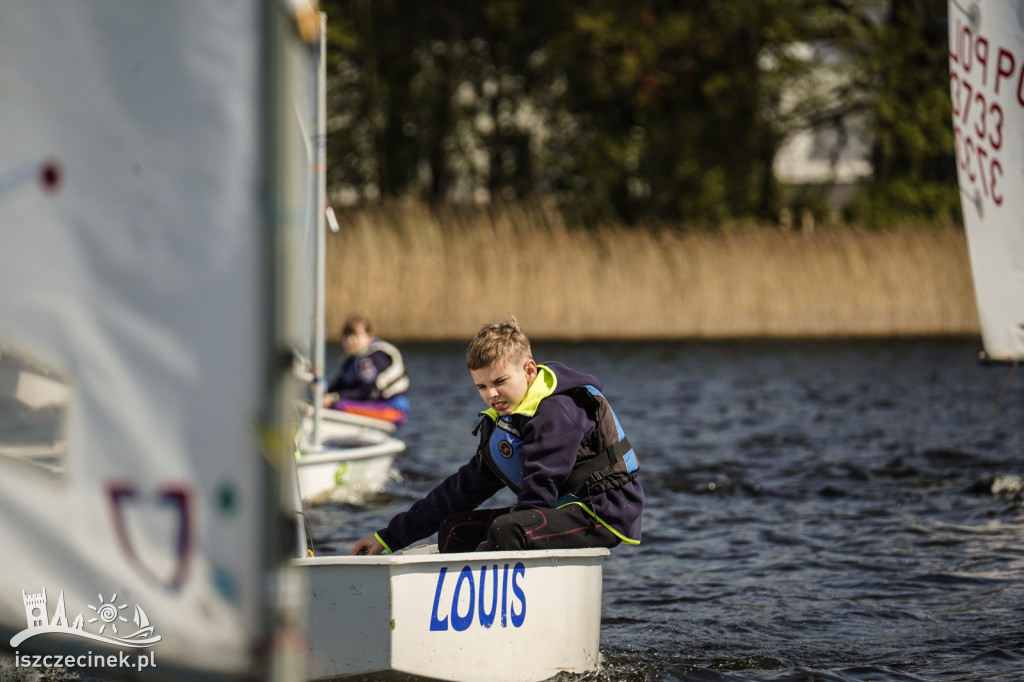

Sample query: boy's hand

[350,536,384,555]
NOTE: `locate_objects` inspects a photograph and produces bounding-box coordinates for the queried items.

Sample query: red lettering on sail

[995,48,1015,95]
[949,17,1021,214]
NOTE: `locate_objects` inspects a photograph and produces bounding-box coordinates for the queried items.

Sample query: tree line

[319,0,959,227]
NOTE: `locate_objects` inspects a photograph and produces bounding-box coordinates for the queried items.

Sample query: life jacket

[368,340,410,399]
[475,384,639,506]
[338,339,409,400]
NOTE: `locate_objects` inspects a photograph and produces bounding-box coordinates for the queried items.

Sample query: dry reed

[324,201,979,342]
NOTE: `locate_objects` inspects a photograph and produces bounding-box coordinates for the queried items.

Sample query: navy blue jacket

[325,339,409,401]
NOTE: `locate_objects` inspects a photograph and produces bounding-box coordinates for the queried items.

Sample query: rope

[296,507,317,558]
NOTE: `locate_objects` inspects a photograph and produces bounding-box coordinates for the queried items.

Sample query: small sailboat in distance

[292,10,406,505]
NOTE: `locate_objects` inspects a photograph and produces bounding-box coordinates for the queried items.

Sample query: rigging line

[959,186,983,217]
[291,503,318,557]
[988,360,1018,417]
[302,510,317,557]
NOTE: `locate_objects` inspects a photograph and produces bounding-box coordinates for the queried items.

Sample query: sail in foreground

[948,0,1024,361]
[0,1,315,678]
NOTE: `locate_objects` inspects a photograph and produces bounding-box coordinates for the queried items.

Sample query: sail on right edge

[948,0,1024,362]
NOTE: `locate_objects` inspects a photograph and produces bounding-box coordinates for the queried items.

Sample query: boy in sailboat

[322,314,410,426]
[351,316,644,554]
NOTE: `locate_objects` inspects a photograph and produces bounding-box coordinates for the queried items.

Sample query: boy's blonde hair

[466,316,533,370]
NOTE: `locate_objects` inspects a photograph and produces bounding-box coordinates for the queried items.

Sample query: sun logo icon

[87,594,129,635]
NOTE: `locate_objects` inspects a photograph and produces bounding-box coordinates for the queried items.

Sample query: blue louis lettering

[501,564,508,627]
[450,567,475,631]
[478,565,498,628]
[511,563,526,627]
[429,567,449,631]
[429,562,527,631]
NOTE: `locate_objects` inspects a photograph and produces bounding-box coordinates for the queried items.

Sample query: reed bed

[324,201,978,342]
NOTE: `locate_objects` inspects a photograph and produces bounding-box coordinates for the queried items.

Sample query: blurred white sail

[948,0,1024,361]
[0,1,316,678]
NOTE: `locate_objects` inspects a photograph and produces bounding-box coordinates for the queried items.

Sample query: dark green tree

[845,0,961,225]
[318,0,960,226]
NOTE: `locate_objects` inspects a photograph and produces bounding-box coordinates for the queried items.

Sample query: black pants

[437,505,621,553]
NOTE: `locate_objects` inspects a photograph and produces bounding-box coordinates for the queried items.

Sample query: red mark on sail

[39,160,62,193]
[0,158,63,196]
[107,483,193,591]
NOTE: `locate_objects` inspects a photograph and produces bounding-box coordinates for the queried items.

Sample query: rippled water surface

[307,337,1024,681]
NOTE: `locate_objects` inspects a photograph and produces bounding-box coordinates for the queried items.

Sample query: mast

[312,11,328,446]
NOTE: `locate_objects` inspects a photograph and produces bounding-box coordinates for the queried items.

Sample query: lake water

[307,337,1024,681]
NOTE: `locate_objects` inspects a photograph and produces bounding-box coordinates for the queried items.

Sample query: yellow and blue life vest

[476,369,638,506]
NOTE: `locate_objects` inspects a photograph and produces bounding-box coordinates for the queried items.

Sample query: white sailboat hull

[296,546,606,682]
[296,411,405,503]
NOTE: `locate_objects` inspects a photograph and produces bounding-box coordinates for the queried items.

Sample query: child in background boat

[350,316,644,554]
[322,315,410,426]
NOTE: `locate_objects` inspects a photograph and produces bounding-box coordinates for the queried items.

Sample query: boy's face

[469,357,537,416]
[341,325,372,355]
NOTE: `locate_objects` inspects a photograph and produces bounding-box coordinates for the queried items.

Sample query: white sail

[0,1,315,678]
[948,0,1024,361]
